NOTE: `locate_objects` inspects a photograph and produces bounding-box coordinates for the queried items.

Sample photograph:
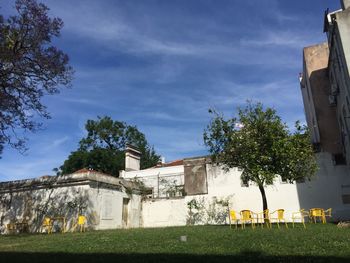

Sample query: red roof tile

[152,159,183,168]
[73,168,92,174]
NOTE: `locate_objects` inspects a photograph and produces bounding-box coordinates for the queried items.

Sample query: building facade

[324,0,350,163]
[120,154,350,227]
[0,169,142,233]
[299,0,350,210]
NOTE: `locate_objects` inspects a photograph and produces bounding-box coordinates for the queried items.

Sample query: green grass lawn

[0,224,349,262]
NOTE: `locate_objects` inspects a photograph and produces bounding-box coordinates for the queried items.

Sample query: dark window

[343,105,350,136]
[342,194,350,204]
[346,96,350,113]
[333,154,347,165]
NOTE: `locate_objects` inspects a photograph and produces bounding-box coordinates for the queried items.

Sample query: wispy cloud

[62,98,97,105]
[52,136,70,148]
[46,0,313,68]
[239,30,319,49]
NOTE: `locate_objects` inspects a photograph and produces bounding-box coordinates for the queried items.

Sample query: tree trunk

[258,184,268,220]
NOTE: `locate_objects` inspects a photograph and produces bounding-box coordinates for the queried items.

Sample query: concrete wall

[205,164,301,221]
[0,184,95,233]
[90,188,141,230]
[296,152,350,221]
[0,172,142,233]
[125,156,350,228]
[141,198,187,227]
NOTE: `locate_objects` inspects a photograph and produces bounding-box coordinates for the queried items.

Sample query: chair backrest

[310,208,323,217]
[276,209,285,219]
[325,208,332,216]
[229,210,237,220]
[78,215,86,225]
[7,223,16,230]
[240,210,252,220]
[43,217,51,226]
[300,209,309,217]
[263,209,270,218]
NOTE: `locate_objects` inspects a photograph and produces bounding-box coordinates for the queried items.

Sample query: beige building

[324,0,350,163]
[299,0,350,209]
[301,0,350,164]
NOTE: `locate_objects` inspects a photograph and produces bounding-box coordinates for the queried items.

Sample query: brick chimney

[125,145,141,171]
[341,0,350,10]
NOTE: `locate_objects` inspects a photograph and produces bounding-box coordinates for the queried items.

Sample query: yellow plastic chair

[270,209,288,228]
[309,208,325,223]
[229,210,239,229]
[256,209,271,228]
[42,217,53,234]
[323,208,332,223]
[240,210,255,229]
[77,215,86,232]
[6,223,17,234]
[292,209,308,228]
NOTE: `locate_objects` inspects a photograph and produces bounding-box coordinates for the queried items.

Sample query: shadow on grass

[0,251,349,263]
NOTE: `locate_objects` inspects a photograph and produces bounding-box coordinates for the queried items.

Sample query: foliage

[0,0,73,155]
[186,198,206,225]
[186,197,230,225]
[205,198,229,225]
[124,177,151,199]
[58,116,160,176]
[159,178,184,198]
[0,175,92,234]
[204,102,317,211]
[67,194,88,215]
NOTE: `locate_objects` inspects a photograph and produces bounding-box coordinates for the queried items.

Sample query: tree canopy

[204,102,318,211]
[0,0,73,156]
[57,116,160,176]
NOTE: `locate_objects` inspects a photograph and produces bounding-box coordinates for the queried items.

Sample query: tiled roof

[153,159,183,168]
[72,168,110,176]
[73,168,91,174]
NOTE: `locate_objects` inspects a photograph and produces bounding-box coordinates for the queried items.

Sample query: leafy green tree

[0,0,73,155]
[204,102,317,211]
[58,116,160,176]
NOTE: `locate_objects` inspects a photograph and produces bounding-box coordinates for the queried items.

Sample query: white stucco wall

[81,186,142,230]
[141,198,187,227]
[0,172,143,233]
[124,153,350,228]
[0,184,94,233]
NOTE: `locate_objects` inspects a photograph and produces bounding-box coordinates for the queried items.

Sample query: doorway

[122,198,130,227]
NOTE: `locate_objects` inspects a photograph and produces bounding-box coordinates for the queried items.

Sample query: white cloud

[239,30,321,49]
[52,136,70,148]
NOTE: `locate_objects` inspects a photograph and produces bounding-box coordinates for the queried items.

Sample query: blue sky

[0,0,341,181]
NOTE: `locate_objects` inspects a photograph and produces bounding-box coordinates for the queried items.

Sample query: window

[343,105,350,137]
[165,185,184,198]
[346,96,350,114]
[333,154,347,165]
[342,185,350,204]
[339,117,346,151]
[101,195,113,220]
